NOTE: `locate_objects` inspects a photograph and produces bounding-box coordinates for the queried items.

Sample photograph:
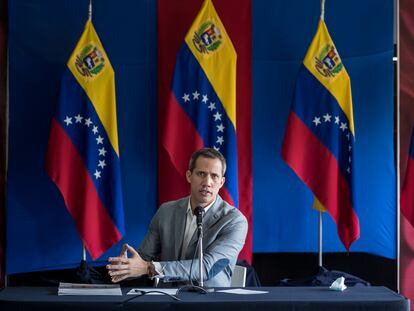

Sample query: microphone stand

[197,219,204,287]
[177,206,214,294]
[195,207,214,293]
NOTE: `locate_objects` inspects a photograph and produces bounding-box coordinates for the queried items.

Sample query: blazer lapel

[174,197,189,259]
[185,196,223,257]
[203,196,222,229]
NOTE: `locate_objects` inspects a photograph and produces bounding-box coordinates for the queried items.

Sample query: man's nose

[202,174,213,186]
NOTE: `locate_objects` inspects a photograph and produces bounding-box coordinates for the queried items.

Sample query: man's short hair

[188,148,227,176]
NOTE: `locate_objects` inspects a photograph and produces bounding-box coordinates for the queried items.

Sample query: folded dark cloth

[277,266,370,287]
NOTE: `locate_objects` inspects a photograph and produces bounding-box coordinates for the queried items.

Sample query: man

[106,148,248,287]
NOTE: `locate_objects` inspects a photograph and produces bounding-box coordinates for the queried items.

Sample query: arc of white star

[96,135,104,144]
[94,170,101,179]
[216,124,225,132]
[213,112,222,121]
[63,116,72,126]
[202,94,209,103]
[182,93,190,102]
[192,91,200,100]
[208,102,216,111]
[323,113,332,122]
[92,126,98,134]
[213,146,220,151]
[216,136,224,145]
[334,116,340,124]
[347,167,351,174]
[98,147,107,156]
[312,117,321,126]
[74,114,83,123]
[98,160,106,169]
[340,122,348,131]
[85,118,92,127]
[349,145,352,151]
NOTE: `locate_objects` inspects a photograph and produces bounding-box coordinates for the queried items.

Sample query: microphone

[194,206,204,236]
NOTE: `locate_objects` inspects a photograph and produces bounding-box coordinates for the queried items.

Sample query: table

[0,286,409,311]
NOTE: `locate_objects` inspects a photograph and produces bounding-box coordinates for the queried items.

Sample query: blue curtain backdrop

[6,0,395,274]
[252,0,395,255]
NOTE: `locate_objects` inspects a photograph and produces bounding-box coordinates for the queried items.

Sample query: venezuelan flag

[46,20,124,260]
[162,0,238,207]
[282,20,360,250]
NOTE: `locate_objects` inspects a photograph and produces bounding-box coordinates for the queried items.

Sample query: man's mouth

[200,189,212,196]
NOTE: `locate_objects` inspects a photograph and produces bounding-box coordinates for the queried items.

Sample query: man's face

[186,156,225,208]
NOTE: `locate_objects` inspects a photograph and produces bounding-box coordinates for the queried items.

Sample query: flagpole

[80,0,93,265]
[319,211,323,266]
[88,0,92,21]
[317,0,326,269]
[320,0,325,21]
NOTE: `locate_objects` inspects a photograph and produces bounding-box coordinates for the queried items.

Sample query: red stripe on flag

[282,112,360,250]
[162,93,236,206]
[158,0,252,263]
[400,215,414,305]
[400,0,414,301]
[214,0,253,263]
[162,93,204,178]
[46,119,122,259]
[401,156,414,228]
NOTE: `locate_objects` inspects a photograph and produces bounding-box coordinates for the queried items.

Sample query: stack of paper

[58,282,122,296]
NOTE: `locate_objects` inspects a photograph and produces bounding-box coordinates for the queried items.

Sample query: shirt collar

[186,197,215,216]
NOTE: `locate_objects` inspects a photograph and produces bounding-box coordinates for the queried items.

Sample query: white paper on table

[217,288,268,295]
[58,282,122,296]
[329,277,347,291]
[127,288,178,295]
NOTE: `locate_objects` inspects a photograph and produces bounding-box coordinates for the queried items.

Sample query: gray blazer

[137,195,248,287]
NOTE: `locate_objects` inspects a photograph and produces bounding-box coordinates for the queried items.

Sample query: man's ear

[186,170,192,183]
[219,176,225,189]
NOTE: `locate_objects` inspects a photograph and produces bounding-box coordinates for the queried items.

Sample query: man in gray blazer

[107,148,248,287]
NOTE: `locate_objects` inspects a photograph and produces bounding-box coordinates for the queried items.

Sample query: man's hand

[106,243,150,283]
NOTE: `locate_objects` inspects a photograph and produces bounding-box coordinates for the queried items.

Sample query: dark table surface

[0,286,410,311]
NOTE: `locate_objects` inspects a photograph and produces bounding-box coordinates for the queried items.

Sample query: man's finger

[121,244,129,257]
[106,264,129,270]
[108,269,129,276]
[108,257,129,264]
[125,244,139,256]
[111,275,127,283]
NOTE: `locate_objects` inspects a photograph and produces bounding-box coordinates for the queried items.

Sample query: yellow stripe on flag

[313,196,327,212]
[303,20,354,135]
[67,20,120,156]
[184,0,237,128]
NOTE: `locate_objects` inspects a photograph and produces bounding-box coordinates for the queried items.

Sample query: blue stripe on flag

[171,43,238,207]
[291,65,355,185]
[55,69,124,233]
